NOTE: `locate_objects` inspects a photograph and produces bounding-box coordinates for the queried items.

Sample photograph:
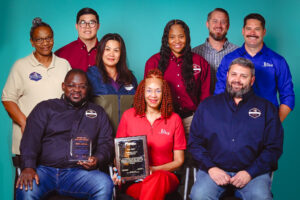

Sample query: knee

[244,188,272,200]
[190,181,222,200]
[93,172,114,195]
[190,184,209,200]
[16,188,42,200]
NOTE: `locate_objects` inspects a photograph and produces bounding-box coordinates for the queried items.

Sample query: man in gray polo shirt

[193,8,238,94]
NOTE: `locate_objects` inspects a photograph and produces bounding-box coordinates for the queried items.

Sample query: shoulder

[264,46,286,61]
[192,52,209,65]
[55,40,78,55]
[87,66,101,75]
[192,43,206,53]
[199,93,224,109]
[147,53,161,62]
[122,108,136,117]
[167,112,182,123]
[53,54,71,69]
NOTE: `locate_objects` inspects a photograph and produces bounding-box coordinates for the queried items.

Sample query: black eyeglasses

[78,20,97,28]
[65,84,88,90]
[33,36,53,44]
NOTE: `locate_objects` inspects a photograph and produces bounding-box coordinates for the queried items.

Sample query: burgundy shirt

[55,38,98,72]
[145,52,210,117]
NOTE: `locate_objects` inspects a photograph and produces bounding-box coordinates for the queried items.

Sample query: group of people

[2,6,294,200]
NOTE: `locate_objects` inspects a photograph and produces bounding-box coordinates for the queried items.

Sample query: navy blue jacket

[188,90,283,178]
[20,98,114,169]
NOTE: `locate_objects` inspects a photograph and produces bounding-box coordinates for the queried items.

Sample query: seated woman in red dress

[115,69,186,200]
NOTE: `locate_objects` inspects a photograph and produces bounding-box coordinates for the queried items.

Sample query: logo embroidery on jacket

[248,108,261,119]
[193,64,201,75]
[85,109,97,119]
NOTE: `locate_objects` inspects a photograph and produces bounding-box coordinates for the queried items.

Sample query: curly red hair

[133,69,173,119]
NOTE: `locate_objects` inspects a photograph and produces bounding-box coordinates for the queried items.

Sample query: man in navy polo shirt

[16,69,114,200]
[189,58,283,200]
[214,13,294,122]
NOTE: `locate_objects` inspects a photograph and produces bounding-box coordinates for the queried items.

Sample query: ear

[96,23,100,31]
[30,39,35,48]
[250,76,255,86]
[206,21,209,29]
[62,82,66,92]
[263,28,266,37]
[242,27,245,36]
[75,23,79,31]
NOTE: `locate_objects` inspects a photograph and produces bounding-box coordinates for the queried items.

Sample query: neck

[33,52,52,67]
[208,37,226,51]
[105,66,118,81]
[81,38,97,51]
[146,107,160,115]
[244,43,263,57]
[233,97,242,105]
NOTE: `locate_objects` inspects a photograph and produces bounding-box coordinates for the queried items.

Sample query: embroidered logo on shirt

[248,108,261,119]
[263,62,273,67]
[85,109,97,119]
[29,72,42,81]
[159,129,170,135]
[124,84,134,91]
[193,64,201,75]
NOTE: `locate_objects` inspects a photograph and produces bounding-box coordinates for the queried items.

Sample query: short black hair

[207,8,229,23]
[64,69,88,83]
[244,13,265,29]
[76,7,99,23]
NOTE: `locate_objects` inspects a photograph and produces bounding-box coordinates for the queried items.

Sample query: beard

[209,31,227,41]
[226,80,252,98]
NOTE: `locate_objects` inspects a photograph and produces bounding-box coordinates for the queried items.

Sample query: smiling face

[76,14,100,42]
[62,72,88,107]
[102,40,121,69]
[30,26,53,57]
[145,77,163,111]
[242,19,266,49]
[226,64,255,98]
[207,11,229,41]
[168,24,186,57]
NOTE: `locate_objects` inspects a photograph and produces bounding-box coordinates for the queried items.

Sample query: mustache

[231,81,243,86]
[246,35,259,39]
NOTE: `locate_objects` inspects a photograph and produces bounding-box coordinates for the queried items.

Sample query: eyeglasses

[65,84,88,90]
[78,20,97,28]
[33,36,53,44]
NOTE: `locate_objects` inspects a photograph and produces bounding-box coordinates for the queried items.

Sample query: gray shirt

[192,39,238,94]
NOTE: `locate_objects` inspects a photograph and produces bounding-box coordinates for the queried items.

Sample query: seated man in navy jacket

[189,57,283,200]
[16,69,114,200]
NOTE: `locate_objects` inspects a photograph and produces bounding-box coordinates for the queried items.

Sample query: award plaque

[114,136,149,181]
[70,136,92,161]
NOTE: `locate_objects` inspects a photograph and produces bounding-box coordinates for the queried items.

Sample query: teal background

[0,0,298,199]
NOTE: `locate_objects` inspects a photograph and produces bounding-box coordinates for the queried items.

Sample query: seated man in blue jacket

[16,69,114,200]
[189,57,283,200]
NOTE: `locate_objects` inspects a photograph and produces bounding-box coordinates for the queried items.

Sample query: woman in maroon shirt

[144,19,210,134]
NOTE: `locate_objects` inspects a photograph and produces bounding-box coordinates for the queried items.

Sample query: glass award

[70,136,92,161]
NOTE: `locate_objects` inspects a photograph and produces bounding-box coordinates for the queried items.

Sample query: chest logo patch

[85,109,97,119]
[29,72,42,81]
[249,108,261,119]
[263,62,273,67]
[193,64,201,75]
[159,129,170,136]
[124,84,134,91]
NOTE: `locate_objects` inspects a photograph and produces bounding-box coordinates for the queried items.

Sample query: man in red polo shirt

[55,8,100,72]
